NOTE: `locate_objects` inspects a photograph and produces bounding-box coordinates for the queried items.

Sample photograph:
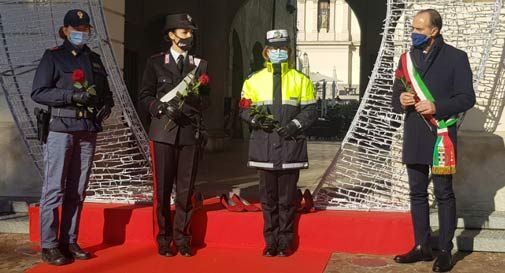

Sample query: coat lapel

[183,55,196,77]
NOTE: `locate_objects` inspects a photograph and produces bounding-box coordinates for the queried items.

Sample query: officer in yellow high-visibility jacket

[239,29,317,257]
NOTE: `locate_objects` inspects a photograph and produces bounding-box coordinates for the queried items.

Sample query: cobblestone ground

[2,233,505,273]
[324,252,505,273]
[0,233,39,273]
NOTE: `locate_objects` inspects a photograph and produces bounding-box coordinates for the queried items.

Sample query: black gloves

[277,121,300,138]
[72,91,97,106]
[251,116,278,132]
[97,104,112,122]
[149,101,168,118]
[166,102,192,126]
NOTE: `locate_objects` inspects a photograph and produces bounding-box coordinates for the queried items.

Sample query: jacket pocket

[248,131,268,162]
[282,136,308,163]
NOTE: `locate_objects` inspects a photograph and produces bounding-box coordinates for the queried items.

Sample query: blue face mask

[411,33,430,48]
[68,31,89,47]
[268,49,289,64]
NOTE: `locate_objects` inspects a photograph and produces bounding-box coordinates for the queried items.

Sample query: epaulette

[246,70,261,79]
[48,46,63,51]
[150,52,164,58]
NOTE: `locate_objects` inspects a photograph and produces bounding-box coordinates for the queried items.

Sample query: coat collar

[63,39,90,57]
[410,35,445,76]
[266,62,290,75]
[164,51,196,77]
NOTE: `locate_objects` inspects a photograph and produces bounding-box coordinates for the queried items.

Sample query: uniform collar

[63,39,90,57]
[266,62,289,74]
[170,46,188,62]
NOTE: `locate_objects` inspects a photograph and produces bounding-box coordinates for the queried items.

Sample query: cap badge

[77,11,84,19]
[187,14,192,22]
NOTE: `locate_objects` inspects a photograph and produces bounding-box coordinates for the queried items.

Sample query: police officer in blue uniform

[31,9,114,266]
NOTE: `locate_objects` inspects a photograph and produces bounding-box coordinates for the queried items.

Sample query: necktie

[177,55,184,73]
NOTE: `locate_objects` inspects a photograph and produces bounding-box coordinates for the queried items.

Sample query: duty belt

[52,108,95,119]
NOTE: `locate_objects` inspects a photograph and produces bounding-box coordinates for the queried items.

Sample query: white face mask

[68,31,89,46]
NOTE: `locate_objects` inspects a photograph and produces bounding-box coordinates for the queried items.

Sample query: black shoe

[262,246,277,257]
[41,247,69,266]
[63,243,91,260]
[158,245,175,257]
[178,245,193,257]
[433,251,453,272]
[394,243,434,263]
[277,245,293,257]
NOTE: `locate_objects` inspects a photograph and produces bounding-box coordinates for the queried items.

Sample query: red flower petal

[72,69,85,83]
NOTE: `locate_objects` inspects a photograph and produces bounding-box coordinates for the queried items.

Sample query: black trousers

[149,141,199,247]
[259,169,299,248]
[407,164,456,251]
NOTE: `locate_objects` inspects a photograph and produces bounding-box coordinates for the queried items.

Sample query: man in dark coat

[138,13,208,257]
[391,9,475,273]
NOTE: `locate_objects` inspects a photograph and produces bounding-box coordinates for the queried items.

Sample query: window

[318,0,330,32]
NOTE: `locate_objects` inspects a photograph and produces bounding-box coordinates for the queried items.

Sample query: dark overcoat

[391,36,476,165]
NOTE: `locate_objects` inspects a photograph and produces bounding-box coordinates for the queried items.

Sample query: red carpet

[27,199,414,273]
[27,244,330,273]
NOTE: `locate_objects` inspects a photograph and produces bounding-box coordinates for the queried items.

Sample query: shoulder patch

[48,46,62,51]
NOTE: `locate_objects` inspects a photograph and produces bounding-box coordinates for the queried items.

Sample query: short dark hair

[417,9,443,32]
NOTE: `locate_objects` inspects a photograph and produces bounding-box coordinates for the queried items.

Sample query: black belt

[52,108,95,119]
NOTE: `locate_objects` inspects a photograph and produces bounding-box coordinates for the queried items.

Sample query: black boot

[262,246,277,257]
[433,250,453,272]
[62,243,91,260]
[41,247,69,266]
[277,242,293,257]
[394,243,434,263]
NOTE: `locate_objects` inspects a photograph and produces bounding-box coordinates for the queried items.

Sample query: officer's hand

[277,121,299,138]
[149,101,169,118]
[166,104,192,126]
[72,91,96,106]
[184,94,202,109]
[97,104,112,122]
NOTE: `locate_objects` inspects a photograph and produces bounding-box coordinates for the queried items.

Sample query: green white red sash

[400,52,457,175]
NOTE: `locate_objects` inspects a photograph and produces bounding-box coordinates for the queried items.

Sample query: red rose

[395,68,403,79]
[239,98,253,109]
[72,69,85,84]
[198,74,210,86]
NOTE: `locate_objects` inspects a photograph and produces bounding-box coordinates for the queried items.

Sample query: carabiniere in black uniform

[138,13,208,257]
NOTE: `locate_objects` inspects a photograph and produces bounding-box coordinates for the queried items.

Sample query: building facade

[297,0,361,98]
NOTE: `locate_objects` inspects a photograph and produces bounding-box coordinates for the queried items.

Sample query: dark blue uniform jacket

[31,40,114,132]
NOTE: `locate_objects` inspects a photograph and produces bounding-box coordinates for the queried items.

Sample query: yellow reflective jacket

[240,62,318,170]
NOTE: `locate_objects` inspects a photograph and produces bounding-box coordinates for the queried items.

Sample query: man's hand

[400,92,416,107]
[415,100,436,115]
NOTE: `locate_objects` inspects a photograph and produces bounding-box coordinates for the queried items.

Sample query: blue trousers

[39,131,97,248]
[407,164,456,251]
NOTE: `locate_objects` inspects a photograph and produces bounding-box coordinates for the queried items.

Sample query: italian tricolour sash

[400,52,457,175]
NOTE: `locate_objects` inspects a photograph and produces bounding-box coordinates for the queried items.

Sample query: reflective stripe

[292,119,302,129]
[282,162,309,169]
[253,100,300,106]
[248,161,275,168]
[300,99,317,105]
